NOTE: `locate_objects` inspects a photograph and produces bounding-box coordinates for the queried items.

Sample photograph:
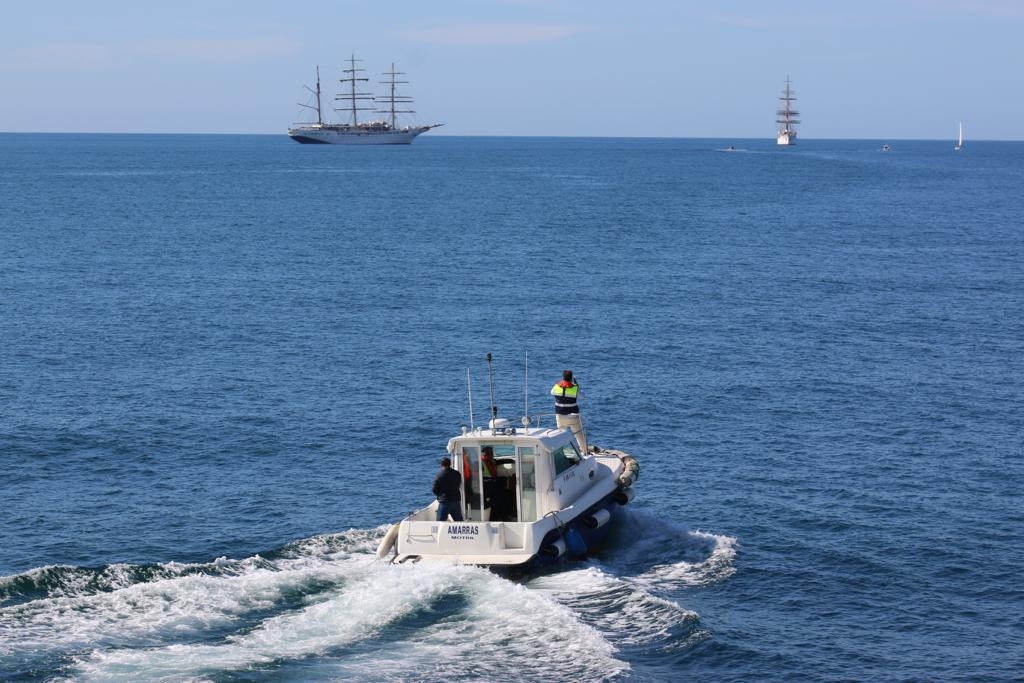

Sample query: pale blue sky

[1,0,1021,139]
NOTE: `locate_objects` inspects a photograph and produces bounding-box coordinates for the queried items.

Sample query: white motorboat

[376,364,640,569]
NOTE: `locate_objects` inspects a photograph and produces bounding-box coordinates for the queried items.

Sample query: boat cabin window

[519,446,537,522]
[551,444,582,476]
[459,446,482,521]
[479,444,517,523]
[455,443,538,523]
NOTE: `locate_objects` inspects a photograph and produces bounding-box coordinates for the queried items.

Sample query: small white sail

[955,122,963,151]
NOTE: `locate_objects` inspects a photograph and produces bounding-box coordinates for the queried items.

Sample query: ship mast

[335,54,374,126]
[776,76,800,133]
[377,63,414,129]
[297,65,323,126]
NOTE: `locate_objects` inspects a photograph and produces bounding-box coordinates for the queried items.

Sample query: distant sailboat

[287,55,442,144]
[776,77,800,145]
[954,122,964,151]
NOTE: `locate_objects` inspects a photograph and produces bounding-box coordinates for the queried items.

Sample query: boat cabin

[385,417,629,565]
[445,422,599,524]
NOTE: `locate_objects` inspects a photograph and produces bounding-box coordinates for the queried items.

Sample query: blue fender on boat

[564,527,588,556]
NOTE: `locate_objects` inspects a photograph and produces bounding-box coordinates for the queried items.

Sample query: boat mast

[377,63,414,129]
[297,65,324,126]
[776,76,801,134]
[314,66,322,125]
[336,54,374,126]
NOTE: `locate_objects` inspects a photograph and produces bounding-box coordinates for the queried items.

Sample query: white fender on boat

[583,508,612,529]
[541,538,567,558]
[613,487,636,506]
[617,456,641,488]
[375,523,400,560]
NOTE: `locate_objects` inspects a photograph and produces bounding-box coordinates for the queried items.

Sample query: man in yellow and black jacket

[551,370,588,453]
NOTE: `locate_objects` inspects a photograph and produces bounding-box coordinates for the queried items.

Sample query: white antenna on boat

[486,352,497,430]
[466,367,475,430]
[524,350,529,422]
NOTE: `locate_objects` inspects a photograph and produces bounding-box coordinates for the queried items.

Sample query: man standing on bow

[551,370,588,454]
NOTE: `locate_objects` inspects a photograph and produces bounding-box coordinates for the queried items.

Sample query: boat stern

[395,519,541,566]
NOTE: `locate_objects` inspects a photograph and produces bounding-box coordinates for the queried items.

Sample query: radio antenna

[486,352,497,428]
[466,368,475,430]
[523,350,529,421]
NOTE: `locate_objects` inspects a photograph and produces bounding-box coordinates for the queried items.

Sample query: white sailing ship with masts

[955,122,964,151]
[776,77,800,145]
[288,55,442,145]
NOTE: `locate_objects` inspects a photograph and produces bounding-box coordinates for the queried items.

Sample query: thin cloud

[704,11,862,29]
[397,23,588,45]
[6,42,114,71]
[920,0,1024,18]
[708,1,1024,28]
[138,38,298,61]
[3,37,296,71]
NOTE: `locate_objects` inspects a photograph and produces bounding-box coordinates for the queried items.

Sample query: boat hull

[376,439,639,572]
[287,126,431,145]
[530,496,622,569]
[777,131,797,145]
[386,482,635,570]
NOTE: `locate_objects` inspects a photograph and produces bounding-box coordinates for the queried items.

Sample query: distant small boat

[882,144,891,152]
[954,122,964,151]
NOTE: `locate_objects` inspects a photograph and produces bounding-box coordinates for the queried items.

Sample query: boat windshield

[551,443,582,475]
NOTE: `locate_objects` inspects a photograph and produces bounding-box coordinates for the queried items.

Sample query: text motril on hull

[288,54,443,145]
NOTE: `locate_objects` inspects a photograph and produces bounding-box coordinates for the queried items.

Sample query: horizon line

[1,131,1019,142]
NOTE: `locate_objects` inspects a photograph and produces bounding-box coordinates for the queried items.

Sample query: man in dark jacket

[433,457,464,522]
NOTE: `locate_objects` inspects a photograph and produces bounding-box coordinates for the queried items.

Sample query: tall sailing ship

[288,55,442,145]
[776,77,800,146]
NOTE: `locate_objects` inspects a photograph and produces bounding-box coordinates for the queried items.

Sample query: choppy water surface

[1,134,1022,681]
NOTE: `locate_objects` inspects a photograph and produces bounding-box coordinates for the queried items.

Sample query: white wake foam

[293,563,630,683]
[0,530,378,659]
[631,529,738,588]
[605,509,739,589]
[530,564,700,647]
[73,561,628,682]
[3,517,736,682]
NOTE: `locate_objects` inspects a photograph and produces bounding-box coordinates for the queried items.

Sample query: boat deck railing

[523,412,560,430]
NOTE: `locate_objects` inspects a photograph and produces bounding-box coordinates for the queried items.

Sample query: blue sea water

[1,133,1022,682]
